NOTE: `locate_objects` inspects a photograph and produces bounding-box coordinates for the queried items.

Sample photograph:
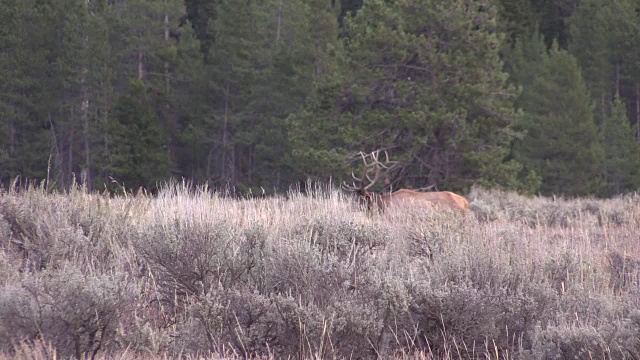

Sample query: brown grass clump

[1,182,640,359]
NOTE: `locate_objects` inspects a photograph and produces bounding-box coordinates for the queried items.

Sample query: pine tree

[514,43,604,196]
[96,0,187,190]
[339,0,364,24]
[246,0,317,191]
[171,20,208,180]
[202,0,266,187]
[290,0,525,192]
[84,0,119,190]
[534,0,575,49]
[108,80,171,191]
[506,31,547,95]
[183,0,218,56]
[496,0,538,47]
[0,0,53,184]
[600,95,640,196]
[112,0,180,82]
[569,0,640,139]
[188,0,327,191]
[568,0,612,123]
[44,0,94,188]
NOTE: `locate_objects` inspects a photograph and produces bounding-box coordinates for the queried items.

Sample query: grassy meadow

[1,182,640,359]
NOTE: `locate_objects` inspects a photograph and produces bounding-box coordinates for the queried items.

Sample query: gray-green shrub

[1,183,640,359]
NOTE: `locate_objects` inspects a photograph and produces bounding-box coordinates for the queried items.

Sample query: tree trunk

[164,5,176,169]
[68,123,74,187]
[8,120,15,154]
[615,62,620,96]
[221,80,232,186]
[48,113,62,188]
[82,109,90,189]
[600,92,606,125]
[100,60,112,180]
[636,83,639,141]
[81,38,91,190]
[248,143,253,184]
[137,51,145,80]
[276,0,282,43]
[164,7,170,92]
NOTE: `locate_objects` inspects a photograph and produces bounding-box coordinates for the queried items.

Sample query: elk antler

[341,171,363,192]
[342,150,397,192]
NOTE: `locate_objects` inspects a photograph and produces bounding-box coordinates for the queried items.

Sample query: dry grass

[1,182,640,359]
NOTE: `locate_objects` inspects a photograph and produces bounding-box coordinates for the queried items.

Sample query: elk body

[383,189,468,210]
[343,151,469,212]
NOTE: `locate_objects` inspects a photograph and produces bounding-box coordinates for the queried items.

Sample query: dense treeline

[1,0,639,196]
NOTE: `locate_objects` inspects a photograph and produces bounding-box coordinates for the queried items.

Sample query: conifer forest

[2,0,640,196]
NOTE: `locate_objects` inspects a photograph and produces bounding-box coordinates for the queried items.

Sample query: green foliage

[290,0,524,193]
[568,0,613,117]
[496,0,537,46]
[183,0,218,56]
[170,23,210,180]
[514,43,604,196]
[600,95,640,196]
[180,0,322,190]
[534,0,575,49]
[569,0,640,123]
[108,80,171,191]
[0,0,53,183]
[2,0,640,197]
[507,31,547,96]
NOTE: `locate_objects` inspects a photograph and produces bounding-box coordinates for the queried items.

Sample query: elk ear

[384,176,390,185]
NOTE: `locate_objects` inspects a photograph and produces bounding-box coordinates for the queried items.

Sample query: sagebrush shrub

[178,291,327,358]
[134,219,267,298]
[1,183,640,359]
[0,189,127,273]
[0,265,134,359]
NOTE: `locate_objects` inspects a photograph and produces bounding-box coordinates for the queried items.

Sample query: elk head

[342,150,396,210]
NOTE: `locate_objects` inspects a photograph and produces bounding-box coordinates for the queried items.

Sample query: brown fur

[362,189,469,212]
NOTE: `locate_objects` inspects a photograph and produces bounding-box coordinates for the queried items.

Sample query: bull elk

[342,150,469,212]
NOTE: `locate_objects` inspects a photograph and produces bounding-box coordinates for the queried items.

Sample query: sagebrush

[1,183,640,359]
